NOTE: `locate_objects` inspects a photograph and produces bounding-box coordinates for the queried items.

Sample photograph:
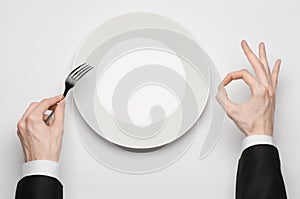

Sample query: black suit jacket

[15,175,62,199]
[236,144,287,199]
[15,145,287,199]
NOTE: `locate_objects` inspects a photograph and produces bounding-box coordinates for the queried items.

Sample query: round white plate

[73,28,210,149]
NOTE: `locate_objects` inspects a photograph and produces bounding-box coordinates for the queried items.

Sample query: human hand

[17,95,66,162]
[216,40,281,137]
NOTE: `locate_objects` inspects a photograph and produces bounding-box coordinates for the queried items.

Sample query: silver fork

[44,63,94,124]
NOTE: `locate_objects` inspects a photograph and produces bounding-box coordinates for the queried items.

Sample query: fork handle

[44,110,55,124]
[63,86,70,97]
[44,87,70,124]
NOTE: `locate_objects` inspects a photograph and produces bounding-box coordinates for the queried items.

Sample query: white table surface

[0,0,299,198]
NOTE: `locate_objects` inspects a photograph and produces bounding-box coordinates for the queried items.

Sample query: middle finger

[241,40,269,84]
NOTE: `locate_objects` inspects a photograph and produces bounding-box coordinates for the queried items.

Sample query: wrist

[245,131,273,137]
[24,153,60,163]
[243,125,274,137]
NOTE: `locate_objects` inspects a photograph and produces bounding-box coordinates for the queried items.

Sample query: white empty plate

[74,28,210,149]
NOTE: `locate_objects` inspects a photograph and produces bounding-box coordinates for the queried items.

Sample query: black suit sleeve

[236,145,287,199]
[15,175,63,199]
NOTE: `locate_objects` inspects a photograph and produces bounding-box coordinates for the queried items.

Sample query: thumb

[53,99,66,129]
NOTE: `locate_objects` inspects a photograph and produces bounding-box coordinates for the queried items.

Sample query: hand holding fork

[44,63,93,124]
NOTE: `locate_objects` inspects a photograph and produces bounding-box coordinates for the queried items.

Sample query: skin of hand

[17,95,66,162]
[216,40,281,137]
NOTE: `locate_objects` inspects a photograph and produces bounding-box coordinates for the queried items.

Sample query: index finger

[222,69,259,93]
[33,95,64,116]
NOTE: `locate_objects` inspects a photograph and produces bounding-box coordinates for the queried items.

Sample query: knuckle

[17,121,25,130]
[240,69,248,74]
[25,114,36,124]
[268,88,275,98]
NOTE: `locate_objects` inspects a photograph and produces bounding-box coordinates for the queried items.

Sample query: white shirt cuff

[241,135,275,152]
[22,160,61,182]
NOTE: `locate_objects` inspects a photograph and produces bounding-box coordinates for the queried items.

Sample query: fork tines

[69,63,94,81]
